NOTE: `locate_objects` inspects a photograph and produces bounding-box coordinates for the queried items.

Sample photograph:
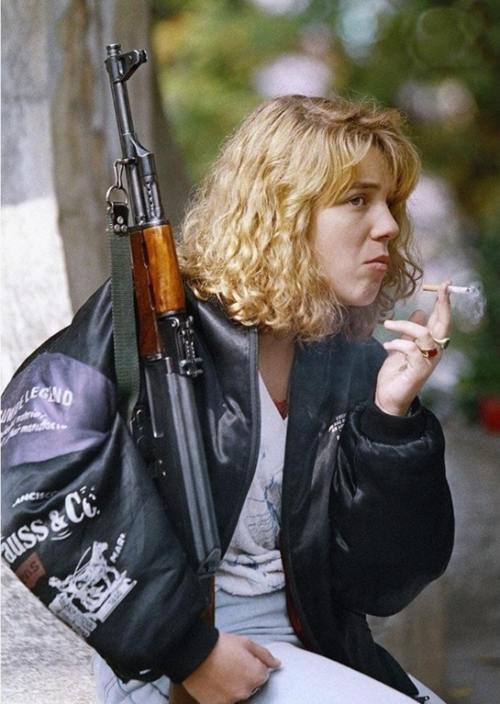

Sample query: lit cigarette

[423,284,475,294]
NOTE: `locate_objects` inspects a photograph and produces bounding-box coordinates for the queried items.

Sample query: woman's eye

[348,195,366,206]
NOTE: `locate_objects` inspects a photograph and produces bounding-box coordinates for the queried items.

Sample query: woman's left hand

[374,281,451,417]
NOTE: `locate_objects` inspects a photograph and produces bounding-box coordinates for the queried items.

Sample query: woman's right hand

[182,632,281,704]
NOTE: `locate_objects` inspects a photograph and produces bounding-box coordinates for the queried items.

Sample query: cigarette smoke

[452,282,486,332]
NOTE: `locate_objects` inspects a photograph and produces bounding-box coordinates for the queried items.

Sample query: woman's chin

[339,288,380,308]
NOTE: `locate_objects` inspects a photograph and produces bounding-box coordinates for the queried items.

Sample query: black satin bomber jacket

[1,282,454,700]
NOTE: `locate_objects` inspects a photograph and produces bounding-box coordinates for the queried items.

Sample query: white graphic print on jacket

[216,374,288,596]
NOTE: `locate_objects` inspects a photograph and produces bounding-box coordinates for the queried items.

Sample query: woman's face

[311,148,400,306]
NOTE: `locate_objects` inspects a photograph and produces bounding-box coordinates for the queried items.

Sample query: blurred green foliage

[152,0,304,178]
[152,0,500,413]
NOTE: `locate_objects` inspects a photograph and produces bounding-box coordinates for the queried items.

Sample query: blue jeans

[93,589,446,703]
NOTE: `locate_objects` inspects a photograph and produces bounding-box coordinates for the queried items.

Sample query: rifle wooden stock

[170,683,198,704]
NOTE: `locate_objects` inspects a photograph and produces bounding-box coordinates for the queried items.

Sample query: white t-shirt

[215,374,287,596]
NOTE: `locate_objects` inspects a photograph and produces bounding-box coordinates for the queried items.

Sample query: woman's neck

[258,330,296,402]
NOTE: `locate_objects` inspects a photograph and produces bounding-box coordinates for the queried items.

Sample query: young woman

[2,95,453,704]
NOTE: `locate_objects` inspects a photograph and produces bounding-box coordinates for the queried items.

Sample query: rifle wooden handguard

[130,223,184,358]
[142,223,185,314]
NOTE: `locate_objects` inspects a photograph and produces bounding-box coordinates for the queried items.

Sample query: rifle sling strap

[108,202,141,425]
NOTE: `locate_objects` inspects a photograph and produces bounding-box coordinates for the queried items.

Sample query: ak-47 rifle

[104,42,220,578]
[104,46,219,702]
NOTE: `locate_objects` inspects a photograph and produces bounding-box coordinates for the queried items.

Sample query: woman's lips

[364,257,389,272]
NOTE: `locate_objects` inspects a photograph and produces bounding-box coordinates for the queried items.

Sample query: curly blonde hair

[179,94,421,340]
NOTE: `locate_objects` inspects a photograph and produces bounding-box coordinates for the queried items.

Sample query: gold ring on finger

[431,335,450,350]
[416,345,439,359]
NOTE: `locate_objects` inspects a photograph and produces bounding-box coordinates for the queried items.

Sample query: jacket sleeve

[329,397,454,617]
[1,283,218,683]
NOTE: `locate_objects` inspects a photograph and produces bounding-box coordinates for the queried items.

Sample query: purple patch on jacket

[1,353,115,467]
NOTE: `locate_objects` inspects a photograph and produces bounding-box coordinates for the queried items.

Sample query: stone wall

[1,0,190,384]
[2,0,73,385]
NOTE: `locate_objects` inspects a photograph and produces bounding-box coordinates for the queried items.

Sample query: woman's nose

[371,204,399,241]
